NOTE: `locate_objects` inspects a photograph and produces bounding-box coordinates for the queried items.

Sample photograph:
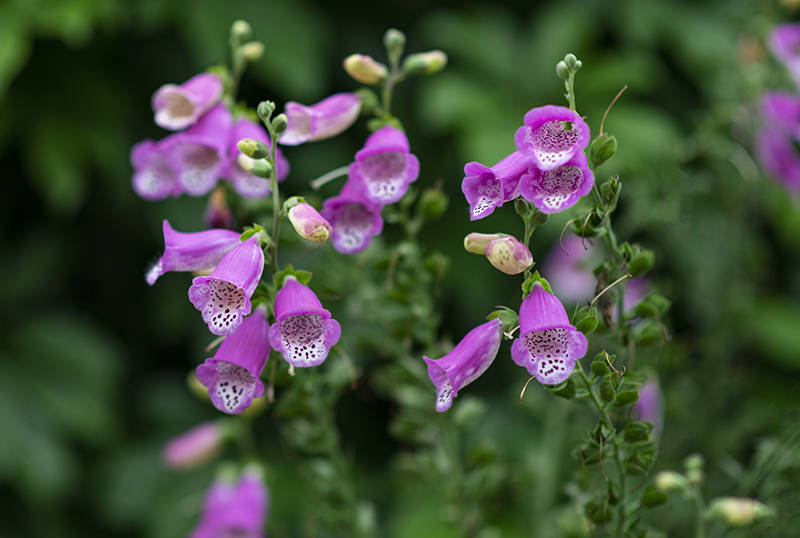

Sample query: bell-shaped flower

[131,139,180,200]
[518,151,594,213]
[756,129,800,193]
[461,151,531,220]
[146,220,241,285]
[279,92,361,146]
[191,465,269,538]
[770,24,800,88]
[511,283,588,385]
[268,277,341,367]
[196,308,270,414]
[152,73,223,131]
[485,235,533,275]
[514,105,590,170]
[226,117,290,198]
[188,236,265,335]
[162,103,233,196]
[321,178,384,254]
[349,125,420,204]
[287,202,332,242]
[424,318,503,412]
[163,421,224,469]
[542,233,597,304]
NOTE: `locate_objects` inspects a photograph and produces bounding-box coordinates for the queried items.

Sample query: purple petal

[757,129,800,192]
[351,126,420,204]
[163,422,223,469]
[280,93,361,146]
[542,234,597,304]
[770,24,800,88]
[131,139,180,200]
[322,178,384,254]
[191,467,268,537]
[514,105,590,170]
[152,73,223,131]
[518,151,594,213]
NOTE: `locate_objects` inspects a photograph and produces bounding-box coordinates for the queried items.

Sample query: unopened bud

[590,133,617,168]
[563,53,578,70]
[486,236,534,275]
[556,61,570,80]
[257,100,275,122]
[163,422,225,469]
[654,471,690,494]
[237,138,269,159]
[271,113,288,136]
[343,54,388,84]
[628,250,655,277]
[384,28,406,62]
[237,153,272,178]
[287,202,332,243]
[402,50,448,76]
[241,41,264,62]
[464,232,504,255]
[707,498,774,527]
[419,188,448,220]
[231,20,252,41]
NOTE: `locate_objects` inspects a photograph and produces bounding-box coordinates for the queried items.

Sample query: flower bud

[563,53,578,70]
[271,113,288,136]
[556,61,570,80]
[231,20,252,41]
[163,422,225,469]
[402,50,448,76]
[287,202,332,243]
[343,54,388,84]
[463,232,504,255]
[707,498,774,527]
[241,41,264,62]
[486,236,534,275]
[654,471,690,494]
[628,249,655,277]
[237,138,269,159]
[237,153,272,179]
[257,100,275,122]
[419,187,448,221]
[383,28,406,62]
[590,133,618,168]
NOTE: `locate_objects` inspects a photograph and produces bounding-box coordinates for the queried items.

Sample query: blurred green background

[2,0,800,536]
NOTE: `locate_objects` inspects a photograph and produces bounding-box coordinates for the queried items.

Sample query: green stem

[310,165,350,190]
[693,485,706,538]
[266,125,281,271]
[566,72,577,112]
[229,48,246,102]
[381,56,403,118]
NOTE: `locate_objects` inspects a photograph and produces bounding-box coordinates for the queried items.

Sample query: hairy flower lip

[514,105,590,171]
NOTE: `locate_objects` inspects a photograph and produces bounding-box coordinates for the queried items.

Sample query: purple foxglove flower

[226,117,290,198]
[485,235,533,275]
[131,139,180,200]
[287,202,332,242]
[542,233,597,304]
[518,151,594,213]
[196,308,270,414]
[424,318,503,412]
[146,220,241,285]
[348,125,420,204]
[514,105,591,170]
[163,421,224,469]
[461,151,532,220]
[152,73,223,131]
[321,178,384,254]
[511,283,588,385]
[770,24,800,88]
[761,92,800,139]
[192,466,269,538]
[268,277,341,367]
[161,103,233,196]
[632,378,663,434]
[756,129,800,193]
[279,92,361,146]
[188,236,265,335]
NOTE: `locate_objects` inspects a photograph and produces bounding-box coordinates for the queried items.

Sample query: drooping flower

[756,129,800,192]
[152,73,224,131]
[424,318,503,412]
[268,277,341,367]
[226,117,290,198]
[511,283,588,385]
[287,202,332,242]
[514,105,591,170]
[542,233,597,304]
[162,103,233,196]
[131,139,180,201]
[632,378,663,434]
[163,421,224,469]
[146,220,241,285]
[485,235,533,275]
[321,178,384,254]
[348,125,420,205]
[196,308,270,414]
[279,92,361,146]
[518,151,594,213]
[461,151,531,220]
[188,236,265,335]
[769,23,800,88]
[191,465,269,538]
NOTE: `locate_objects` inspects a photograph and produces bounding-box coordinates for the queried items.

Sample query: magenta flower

[268,277,341,367]
[756,129,800,193]
[146,220,241,285]
[130,139,180,201]
[196,308,270,414]
[163,422,224,469]
[162,103,233,196]
[321,178,384,254]
[152,73,223,131]
[287,202,332,242]
[518,151,594,213]
[514,105,590,170]
[226,117,290,198]
[770,24,800,87]
[761,92,800,138]
[192,466,269,538]
[279,92,361,146]
[485,235,533,275]
[632,378,663,434]
[188,236,265,335]
[461,151,531,220]
[424,318,503,412]
[542,233,597,304]
[348,125,420,204]
[511,283,588,385]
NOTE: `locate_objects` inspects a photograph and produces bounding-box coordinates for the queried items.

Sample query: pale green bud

[707,498,774,527]
[384,28,406,63]
[556,61,569,80]
[237,153,272,178]
[654,471,690,494]
[486,236,533,275]
[271,113,288,136]
[402,50,448,76]
[343,54,388,84]
[231,20,252,41]
[463,232,504,255]
[237,138,269,159]
[241,41,264,62]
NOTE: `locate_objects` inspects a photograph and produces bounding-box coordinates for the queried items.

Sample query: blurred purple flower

[518,151,594,213]
[226,117,290,198]
[461,151,531,220]
[192,466,269,538]
[163,422,224,469]
[542,234,597,304]
[152,73,223,131]
[349,125,420,204]
[514,105,590,170]
[130,139,180,201]
[321,178,384,254]
[632,378,663,434]
[769,24,800,88]
[279,92,361,146]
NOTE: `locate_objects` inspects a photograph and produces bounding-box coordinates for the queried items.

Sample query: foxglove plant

[348,125,420,204]
[191,465,269,538]
[279,92,361,146]
[321,178,384,254]
[461,151,530,220]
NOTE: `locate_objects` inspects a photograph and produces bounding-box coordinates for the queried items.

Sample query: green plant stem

[236,415,259,460]
[693,485,706,538]
[310,165,350,190]
[381,56,403,118]
[266,125,281,271]
[566,72,577,112]
[229,48,246,102]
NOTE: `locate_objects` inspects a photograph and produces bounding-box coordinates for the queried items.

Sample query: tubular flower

[191,466,269,538]
[268,277,341,367]
[518,151,594,213]
[131,139,180,201]
[279,92,361,146]
[162,103,233,196]
[287,202,332,242]
[349,125,420,205]
[424,318,503,412]
[756,129,800,192]
[514,105,590,171]
[511,283,588,385]
[321,178,384,254]
[770,23,800,88]
[761,92,800,138]
[152,73,223,131]
[163,421,224,469]
[196,308,270,414]
[188,236,265,335]
[542,233,597,304]
[226,117,290,198]
[485,235,533,275]
[461,151,531,220]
